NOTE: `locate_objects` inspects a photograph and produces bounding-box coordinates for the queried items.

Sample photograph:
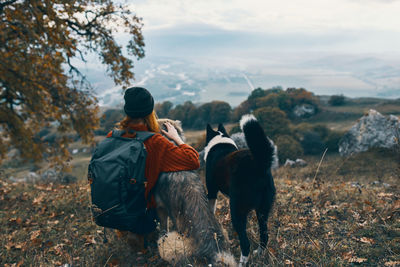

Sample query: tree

[328,94,346,106]
[155,101,173,118]
[275,135,303,164]
[0,0,145,164]
[253,107,291,139]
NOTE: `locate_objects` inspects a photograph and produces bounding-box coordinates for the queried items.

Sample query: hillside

[1,149,399,266]
[1,96,399,266]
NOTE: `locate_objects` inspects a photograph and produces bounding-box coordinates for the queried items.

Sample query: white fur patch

[215,252,237,267]
[157,231,193,264]
[208,198,217,214]
[239,254,249,267]
[240,114,257,131]
[204,134,237,161]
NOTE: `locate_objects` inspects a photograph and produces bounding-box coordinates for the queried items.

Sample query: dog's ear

[218,123,228,136]
[206,124,215,141]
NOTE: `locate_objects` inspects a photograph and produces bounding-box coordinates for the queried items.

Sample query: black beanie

[124,87,154,118]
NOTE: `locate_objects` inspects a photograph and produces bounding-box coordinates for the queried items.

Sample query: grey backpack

[88,130,156,234]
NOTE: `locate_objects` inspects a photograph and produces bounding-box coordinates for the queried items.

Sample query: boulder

[339,109,400,156]
[41,169,77,184]
[284,158,307,168]
[292,104,316,118]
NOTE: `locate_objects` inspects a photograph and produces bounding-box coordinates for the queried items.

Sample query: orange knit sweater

[107,124,200,208]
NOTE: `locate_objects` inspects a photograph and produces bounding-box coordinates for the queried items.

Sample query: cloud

[131,0,400,34]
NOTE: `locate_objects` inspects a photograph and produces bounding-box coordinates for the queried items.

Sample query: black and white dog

[204,114,276,266]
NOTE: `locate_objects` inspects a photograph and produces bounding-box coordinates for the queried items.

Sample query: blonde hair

[118,110,160,133]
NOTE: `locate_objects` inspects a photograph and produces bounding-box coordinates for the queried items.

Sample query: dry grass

[1,147,399,266]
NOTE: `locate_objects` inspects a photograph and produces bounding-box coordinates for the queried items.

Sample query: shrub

[275,135,303,164]
[300,131,325,155]
[155,101,173,118]
[324,131,343,153]
[100,109,124,132]
[232,100,251,122]
[293,123,342,155]
[254,107,292,139]
[229,125,241,135]
[328,94,346,106]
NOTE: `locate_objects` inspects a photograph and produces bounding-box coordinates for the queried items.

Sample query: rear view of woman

[109,86,200,208]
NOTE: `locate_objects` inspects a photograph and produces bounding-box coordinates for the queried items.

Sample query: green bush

[100,109,124,132]
[275,135,303,164]
[293,123,343,154]
[155,101,173,118]
[324,131,343,153]
[254,107,292,139]
[229,125,241,135]
[328,94,346,106]
[300,131,325,155]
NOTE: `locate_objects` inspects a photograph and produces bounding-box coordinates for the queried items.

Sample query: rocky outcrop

[339,109,400,156]
[292,104,316,118]
[284,158,307,168]
[10,169,77,184]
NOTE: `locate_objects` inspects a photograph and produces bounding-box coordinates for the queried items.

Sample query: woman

[107,86,200,208]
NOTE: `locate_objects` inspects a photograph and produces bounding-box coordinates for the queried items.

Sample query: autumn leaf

[385,261,400,266]
[285,259,294,266]
[33,193,45,205]
[83,235,97,246]
[360,237,375,244]
[377,192,394,198]
[0,0,144,164]
[349,257,368,263]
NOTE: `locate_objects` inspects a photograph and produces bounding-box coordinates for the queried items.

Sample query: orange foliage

[0,0,145,164]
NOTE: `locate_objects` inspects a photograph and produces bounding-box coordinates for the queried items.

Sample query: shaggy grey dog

[154,119,235,266]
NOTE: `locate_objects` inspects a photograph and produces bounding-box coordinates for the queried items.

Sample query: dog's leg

[208,198,217,214]
[156,207,169,234]
[254,209,269,256]
[231,201,250,267]
[254,196,273,256]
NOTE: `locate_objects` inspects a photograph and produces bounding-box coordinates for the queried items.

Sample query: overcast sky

[87,0,400,102]
[129,0,400,55]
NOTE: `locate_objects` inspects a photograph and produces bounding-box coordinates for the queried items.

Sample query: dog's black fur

[204,115,276,264]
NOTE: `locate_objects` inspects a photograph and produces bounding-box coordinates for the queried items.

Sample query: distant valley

[82,54,400,108]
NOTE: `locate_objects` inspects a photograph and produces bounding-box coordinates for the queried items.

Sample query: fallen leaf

[377,192,393,198]
[385,261,400,266]
[393,200,400,210]
[360,237,375,244]
[33,193,45,205]
[83,235,97,246]
[284,259,294,265]
[9,217,23,225]
[31,238,42,246]
[349,257,367,263]
[342,251,353,260]
[268,247,277,256]
[30,230,41,240]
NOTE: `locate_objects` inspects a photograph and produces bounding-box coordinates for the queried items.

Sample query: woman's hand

[161,122,184,146]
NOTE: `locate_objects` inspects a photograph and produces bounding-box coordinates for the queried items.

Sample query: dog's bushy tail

[240,114,274,174]
[155,171,234,265]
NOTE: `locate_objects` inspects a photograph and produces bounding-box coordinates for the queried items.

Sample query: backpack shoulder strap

[135,131,154,141]
[111,129,125,138]
[110,129,154,141]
